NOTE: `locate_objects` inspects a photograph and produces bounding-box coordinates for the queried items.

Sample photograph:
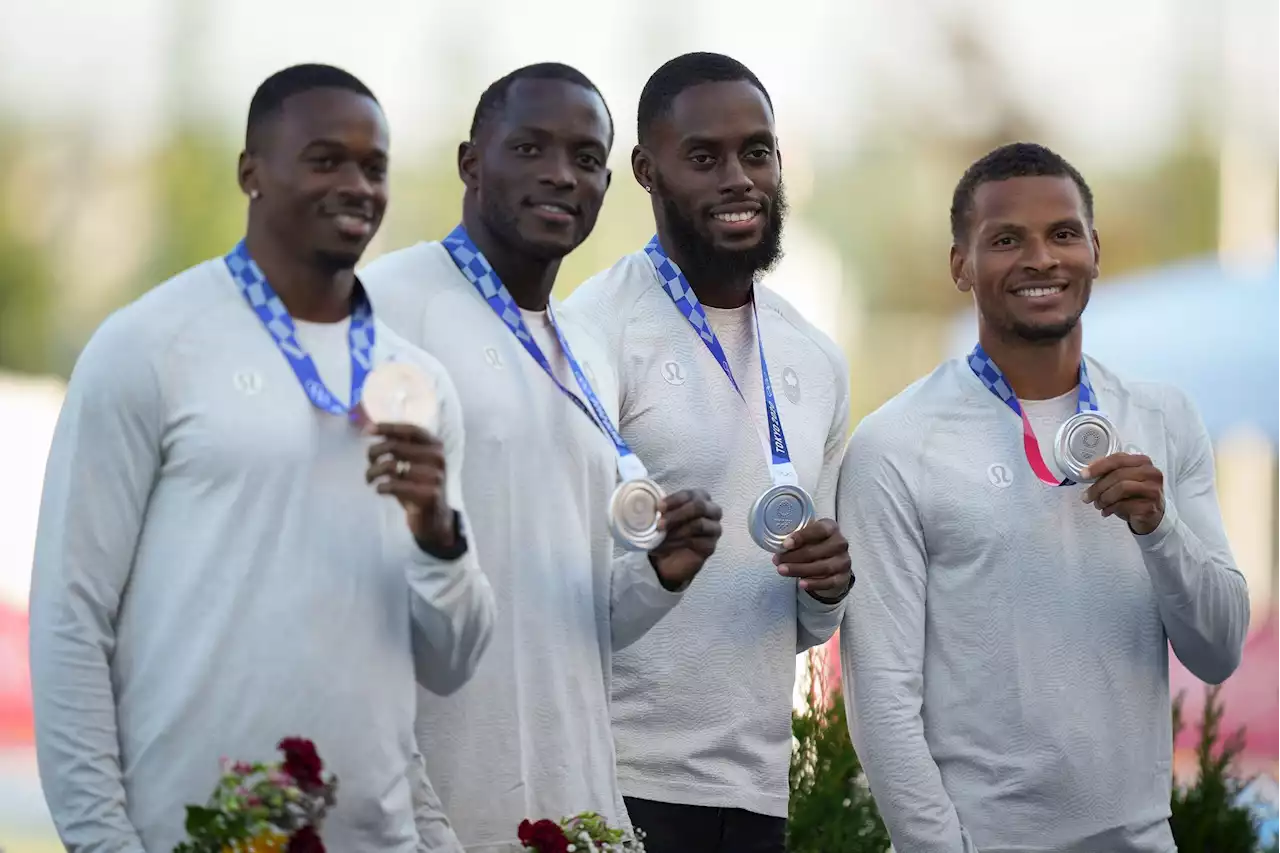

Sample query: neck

[462,207,559,311]
[657,226,753,309]
[244,225,355,323]
[978,324,1083,401]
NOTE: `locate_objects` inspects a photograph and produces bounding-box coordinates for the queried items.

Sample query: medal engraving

[609,478,666,551]
[749,484,816,553]
[1054,412,1120,484]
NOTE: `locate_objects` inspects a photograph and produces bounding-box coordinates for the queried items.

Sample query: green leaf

[184,805,221,836]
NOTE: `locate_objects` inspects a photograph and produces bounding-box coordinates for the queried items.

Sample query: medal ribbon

[443,224,647,482]
[225,240,375,418]
[644,235,799,488]
[967,343,1098,486]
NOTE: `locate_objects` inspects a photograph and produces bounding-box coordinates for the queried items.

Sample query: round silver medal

[748,484,816,553]
[361,361,440,433]
[609,478,667,551]
[1053,411,1120,484]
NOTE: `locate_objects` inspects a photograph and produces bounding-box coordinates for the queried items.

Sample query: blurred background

[0,0,1276,849]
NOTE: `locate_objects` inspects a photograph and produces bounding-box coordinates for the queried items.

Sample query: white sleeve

[838,425,979,853]
[407,366,496,696]
[28,312,158,853]
[1133,390,1250,685]
[796,347,852,652]
[610,550,685,651]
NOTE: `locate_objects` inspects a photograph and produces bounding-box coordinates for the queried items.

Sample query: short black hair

[636,52,773,145]
[469,62,613,142]
[246,63,378,149]
[950,142,1094,243]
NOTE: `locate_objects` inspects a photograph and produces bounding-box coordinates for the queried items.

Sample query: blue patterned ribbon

[225,240,374,418]
[967,343,1098,486]
[443,224,647,482]
[644,235,799,487]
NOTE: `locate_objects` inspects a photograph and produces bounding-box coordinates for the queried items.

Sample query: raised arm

[795,349,853,651]
[1139,392,1250,683]
[378,363,495,696]
[29,313,161,853]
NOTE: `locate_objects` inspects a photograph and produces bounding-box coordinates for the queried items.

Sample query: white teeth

[537,204,571,215]
[1015,285,1066,297]
[714,211,757,223]
[334,214,370,230]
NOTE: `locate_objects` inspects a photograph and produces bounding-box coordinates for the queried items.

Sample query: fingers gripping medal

[440,224,665,551]
[644,235,813,554]
[1053,411,1120,484]
[360,361,440,433]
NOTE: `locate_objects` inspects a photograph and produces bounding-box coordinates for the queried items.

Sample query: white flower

[843,798,852,807]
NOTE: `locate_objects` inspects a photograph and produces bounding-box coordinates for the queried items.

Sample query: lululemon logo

[986,463,1013,489]
[232,370,264,395]
[662,361,686,386]
[484,347,503,369]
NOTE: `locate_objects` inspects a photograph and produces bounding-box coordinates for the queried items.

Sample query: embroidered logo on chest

[232,370,264,396]
[986,462,1014,489]
[781,366,801,403]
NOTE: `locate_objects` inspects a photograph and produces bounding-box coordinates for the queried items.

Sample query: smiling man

[361,63,723,851]
[28,64,495,853]
[839,142,1250,853]
[563,53,852,853]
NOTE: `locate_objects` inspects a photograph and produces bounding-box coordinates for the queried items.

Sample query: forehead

[656,80,774,145]
[970,175,1086,226]
[270,87,388,150]
[492,78,611,145]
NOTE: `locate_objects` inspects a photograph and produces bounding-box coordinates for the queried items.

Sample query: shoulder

[756,285,848,383]
[1084,356,1207,453]
[562,251,657,332]
[1085,356,1195,416]
[74,259,232,389]
[849,360,969,459]
[360,242,459,302]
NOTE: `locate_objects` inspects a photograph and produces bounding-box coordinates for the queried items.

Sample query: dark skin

[634,79,851,601]
[457,78,612,311]
[456,76,723,588]
[952,175,1165,534]
[237,86,456,554]
[633,80,781,309]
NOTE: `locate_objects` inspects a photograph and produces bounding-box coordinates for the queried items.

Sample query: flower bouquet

[518,811,646,853]
[173,737,338,853]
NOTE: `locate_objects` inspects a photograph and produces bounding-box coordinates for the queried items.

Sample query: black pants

[624,796,787,853]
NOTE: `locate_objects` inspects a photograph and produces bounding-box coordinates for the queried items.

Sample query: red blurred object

[1171,607,1279,762]
[0,601,33,746]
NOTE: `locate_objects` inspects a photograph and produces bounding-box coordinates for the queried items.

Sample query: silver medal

[748,483,816,553]
[1053,411,1120,484]
[609,478,667,551]
[361,361,440,434]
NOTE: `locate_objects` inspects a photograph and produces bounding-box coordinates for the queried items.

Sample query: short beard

[479,191,568,263]
[1008,311,1083,344]
[313,248,362,272]
[656,175,787,284]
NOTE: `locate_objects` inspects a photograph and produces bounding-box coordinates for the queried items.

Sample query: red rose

[517,819,569,853]
[286,826,325,853]
[277,738,324,790]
